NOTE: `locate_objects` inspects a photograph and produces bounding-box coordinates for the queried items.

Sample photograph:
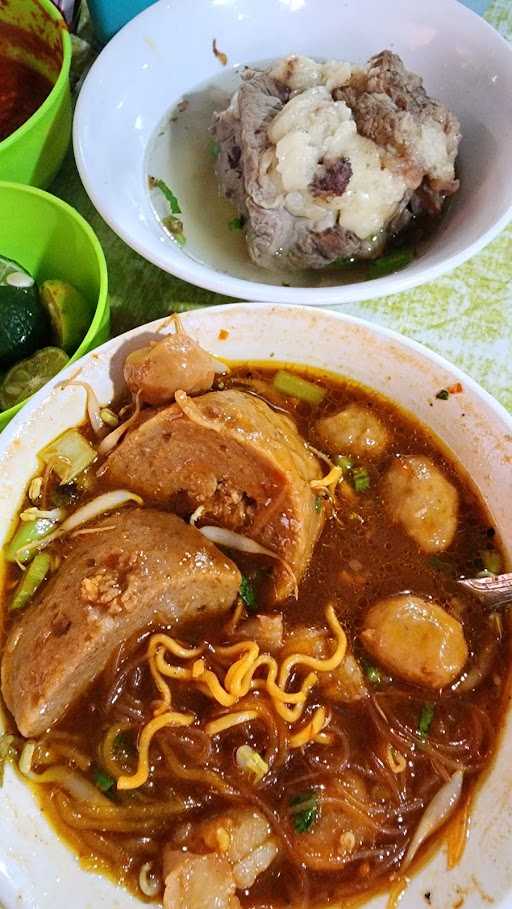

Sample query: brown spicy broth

[2,364,509,907]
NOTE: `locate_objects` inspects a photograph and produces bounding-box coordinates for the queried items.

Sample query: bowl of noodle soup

[0,302,511,909]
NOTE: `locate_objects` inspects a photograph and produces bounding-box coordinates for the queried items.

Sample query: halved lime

[40,280,91,355]
[0,347,69,411]
[0,257,49,367]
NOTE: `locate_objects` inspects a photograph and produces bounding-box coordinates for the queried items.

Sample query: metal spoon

[457,571,512,609]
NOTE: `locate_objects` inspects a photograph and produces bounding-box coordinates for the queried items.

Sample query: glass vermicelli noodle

[0,322,509,909]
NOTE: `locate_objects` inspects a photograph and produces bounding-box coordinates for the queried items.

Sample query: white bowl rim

[3,299,512,443]
[72,0,512,306]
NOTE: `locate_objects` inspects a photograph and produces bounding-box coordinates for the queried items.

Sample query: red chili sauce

[0,55,53,141]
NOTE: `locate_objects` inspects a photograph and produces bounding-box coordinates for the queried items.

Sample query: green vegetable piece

[418,703,435,739]
[51,482,80,508]
[163,215,186,246]
[367,248,413,278]
[0,256,49,368]
[364,661,382,684]
[480,549,502,575]
[9,552,51,610]
[436,389,450,400]
[352,467,370,492]
[290,791,318,833]
[314,495,323,513]
[5,518,56,564]
[273,370,326,405]
[150,177,182,214]
[0,346,68,411]
[240,575,257,612]
[93,768,115,792]
[228,216,245,231]
[335,455,353,473]
[39,428,96,484]
[40,280,91,355]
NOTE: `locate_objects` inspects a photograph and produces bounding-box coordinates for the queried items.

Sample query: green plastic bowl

[0,0,72,187]
[0,182,110,430]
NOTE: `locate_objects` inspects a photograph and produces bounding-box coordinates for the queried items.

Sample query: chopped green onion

[236,745,268,782]
[436,389,450,401]
[290,791,318,833]
[93,768,115,793]
[335,455,353,473]
[367,248,413,278]
[208,139,220,159]
[239,575,257,612]
[52,482,83,508]
[149,177,182,214]
[314,495,323,513]
[39,428,96,484]
[418,704,435,739]
[352,467,370,492]
[148,176,186,244]
[163,215,186,246]
[5,517,56,564]
[100,408,119,428]
[363,661,382,684]
[9,552,51,610]
[228,216,245,231]
[273,370,326,405]
[480,549,502,575]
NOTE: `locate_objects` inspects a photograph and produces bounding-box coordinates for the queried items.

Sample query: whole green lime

[0,257,50,367]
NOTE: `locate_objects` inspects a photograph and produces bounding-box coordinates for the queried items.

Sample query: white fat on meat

[266,58,407,238]
[270,55,352,93]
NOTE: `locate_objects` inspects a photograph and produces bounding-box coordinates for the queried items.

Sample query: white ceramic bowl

[0,303,511,908]
[73,0,512,305]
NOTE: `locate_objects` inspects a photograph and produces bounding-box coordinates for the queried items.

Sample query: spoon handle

[458,571,512,609]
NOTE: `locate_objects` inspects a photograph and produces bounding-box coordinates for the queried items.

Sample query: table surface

[52,0,512,413]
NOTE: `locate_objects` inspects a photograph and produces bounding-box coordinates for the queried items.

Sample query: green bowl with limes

[0,182,109,430]
[0,0,72,187]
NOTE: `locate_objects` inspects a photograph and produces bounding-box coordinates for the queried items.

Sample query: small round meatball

[315,403,389,459]
[124,332,219,405]
[360,594,468,688]
[382,455,458,552]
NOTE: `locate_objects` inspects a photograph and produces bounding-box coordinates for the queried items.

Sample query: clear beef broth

[146,71,442,288]
[1,364,508,908]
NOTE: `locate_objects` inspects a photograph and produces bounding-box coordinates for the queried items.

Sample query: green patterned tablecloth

[52,0,512,412]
